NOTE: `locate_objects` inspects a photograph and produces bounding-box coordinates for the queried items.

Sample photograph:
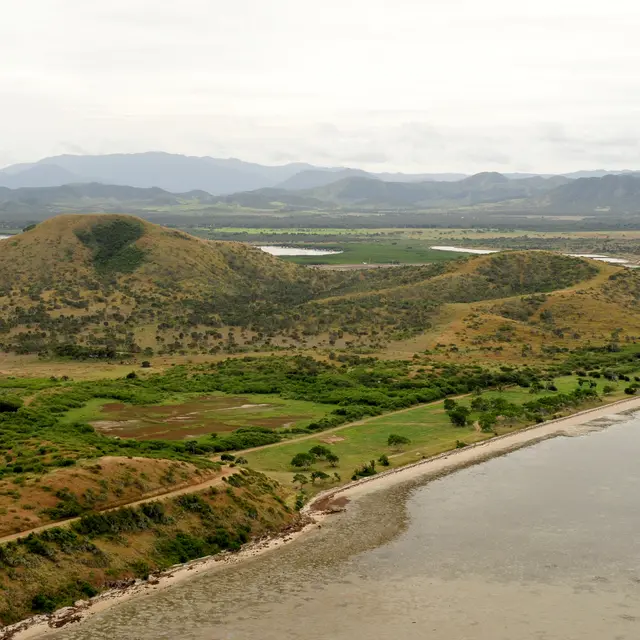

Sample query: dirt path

[0,469,234,544]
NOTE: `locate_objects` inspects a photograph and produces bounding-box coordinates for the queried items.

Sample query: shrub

[290,452,315,469]
[0,396,23,413]
[387,434,411,447]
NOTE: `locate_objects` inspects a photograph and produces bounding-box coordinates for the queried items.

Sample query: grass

[279,242,462,265]
[60,392,334,435]
[243,374,638,489]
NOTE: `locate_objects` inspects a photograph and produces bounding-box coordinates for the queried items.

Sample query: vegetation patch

[75,218,146,273]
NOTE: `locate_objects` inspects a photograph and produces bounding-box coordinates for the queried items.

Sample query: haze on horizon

[2,0,640,174]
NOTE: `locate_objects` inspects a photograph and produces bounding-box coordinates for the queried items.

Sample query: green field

[280,242,462,265]
[243,374,634,488]
[61,393,334,439]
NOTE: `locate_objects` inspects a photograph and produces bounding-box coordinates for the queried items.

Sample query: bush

[387,434,411,447]
[0,396,23,413]
[351,460,377,480]
[378,454,390,466]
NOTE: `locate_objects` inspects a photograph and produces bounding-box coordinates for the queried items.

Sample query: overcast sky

[2,0,640,173]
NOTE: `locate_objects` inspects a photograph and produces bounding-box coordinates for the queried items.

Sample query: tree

[293,473,309,489]
[141,360,152,368]
[325,452,340,467]
[443,398,457,412]
[603,384,616,395]
[478,412,497,433]
[235,456,248,464]
[291,452,315,469]
[387,433,411,447]
[471,396,489,412]
[309,445,331,460]
[448,405,471,427]
[311,470,330,484]
[378,454,390,466]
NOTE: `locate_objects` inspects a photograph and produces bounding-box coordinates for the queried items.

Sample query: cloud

[3,0,640,172]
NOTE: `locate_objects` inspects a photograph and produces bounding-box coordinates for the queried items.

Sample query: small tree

[309,445,331,460]
[293,473,309,489]
[448,406,471,427]
[378,454,390,466]
[141,360,152,368]
[443,398,457,412]
[291,452,315,469]
[478,412,497,433]
[325,452,340,467]
[311,470,330,484]
[471,396,489,412]
[602,384,616,395]
[220,453,236,462]
[235,457,248,465]
[387,433,411,447]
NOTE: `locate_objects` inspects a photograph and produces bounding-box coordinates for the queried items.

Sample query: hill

[0,217,617,358]
[0,153,471,194]
[213,172,571,210]
[0,214,330,356]
[0,153,316,195]
[536,174,640,212]
[0,183,218,220]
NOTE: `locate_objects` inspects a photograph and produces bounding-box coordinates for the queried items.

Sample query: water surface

[50,413,640,640]
[259,246,343,256]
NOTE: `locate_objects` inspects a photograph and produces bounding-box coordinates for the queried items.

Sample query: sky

[2,0,640,173]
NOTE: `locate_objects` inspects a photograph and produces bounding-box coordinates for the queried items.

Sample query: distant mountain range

[1,152,636,195]
[2,165,640,220]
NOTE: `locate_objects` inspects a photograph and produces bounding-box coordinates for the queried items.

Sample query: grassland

[280,242,461,265]
[242,373,637,489]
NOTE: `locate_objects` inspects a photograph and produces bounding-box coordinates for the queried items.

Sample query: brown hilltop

[0,213,305,293]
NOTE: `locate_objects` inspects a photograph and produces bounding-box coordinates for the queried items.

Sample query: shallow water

[430,244,631,265]
[49,413,640,640]
[259,246,343,256]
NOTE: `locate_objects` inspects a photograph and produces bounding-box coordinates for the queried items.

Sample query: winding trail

[0,469,233,545]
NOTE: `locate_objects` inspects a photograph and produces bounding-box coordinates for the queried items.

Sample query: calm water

[430,245,630,264]
[259,246,343,256]
[50,413,640,640]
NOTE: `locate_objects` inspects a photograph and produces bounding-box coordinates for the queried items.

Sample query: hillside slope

[0,214,329,355]
[0,219,632,358]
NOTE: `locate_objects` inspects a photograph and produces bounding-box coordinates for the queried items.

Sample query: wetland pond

[49,411,640,640]
[259,246,343,256]
[88,396,310,440]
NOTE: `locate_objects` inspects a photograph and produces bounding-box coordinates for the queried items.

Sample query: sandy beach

[5,394,640,640]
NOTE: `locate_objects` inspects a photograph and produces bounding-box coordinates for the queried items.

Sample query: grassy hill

[0,214,331,356]
[0,215,635,359]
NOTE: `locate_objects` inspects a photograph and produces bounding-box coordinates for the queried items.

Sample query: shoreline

[5,394,640,639]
